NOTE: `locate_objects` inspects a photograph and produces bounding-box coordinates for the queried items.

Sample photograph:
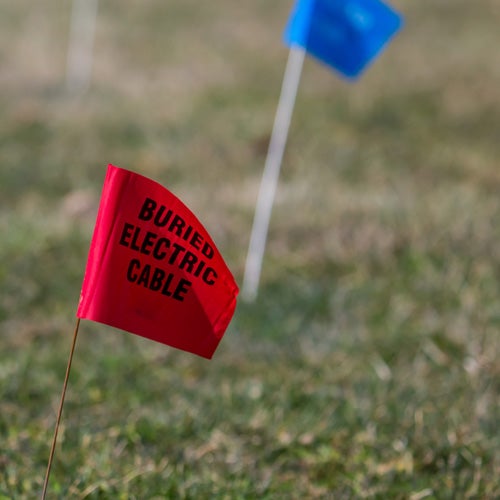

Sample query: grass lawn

[1,0,499,497]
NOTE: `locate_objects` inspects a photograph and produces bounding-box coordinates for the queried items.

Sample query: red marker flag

[77,164,239,359]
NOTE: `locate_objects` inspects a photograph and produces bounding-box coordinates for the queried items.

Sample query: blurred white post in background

[241,46,305,302]
[66,0,99,94]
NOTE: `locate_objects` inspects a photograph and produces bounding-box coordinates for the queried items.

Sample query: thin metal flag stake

[41,318,81,500]
[242,46,306,302]
[66,0,98,94]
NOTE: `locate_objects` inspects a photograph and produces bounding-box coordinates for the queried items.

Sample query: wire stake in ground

[41,317,81,500]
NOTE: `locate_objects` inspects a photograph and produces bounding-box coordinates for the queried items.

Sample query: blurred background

[1,0,499,497]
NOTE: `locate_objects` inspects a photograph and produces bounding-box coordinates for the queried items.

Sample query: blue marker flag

[284,0,403,78]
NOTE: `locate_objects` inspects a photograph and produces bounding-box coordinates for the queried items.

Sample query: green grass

[1,0,499,498]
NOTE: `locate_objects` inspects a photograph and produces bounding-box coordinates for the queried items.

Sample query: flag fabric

[284,0,403,78]
[77,164,239,359]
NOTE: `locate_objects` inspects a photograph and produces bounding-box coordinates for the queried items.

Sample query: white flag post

[66,0,99,94]
[241,46,306,301]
